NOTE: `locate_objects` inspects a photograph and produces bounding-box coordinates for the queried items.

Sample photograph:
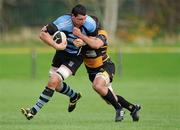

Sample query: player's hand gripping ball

[53,31,67,44]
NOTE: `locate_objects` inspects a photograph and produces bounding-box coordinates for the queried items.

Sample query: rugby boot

[68,93,82,112]
[130,104,141,121]
[21,108,35,120]
[115,108,124,122]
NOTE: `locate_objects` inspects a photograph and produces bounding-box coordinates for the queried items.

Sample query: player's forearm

[39,31,57,49]
[78,34,103,49]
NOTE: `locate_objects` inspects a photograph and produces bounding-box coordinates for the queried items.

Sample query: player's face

[72,14,86,28]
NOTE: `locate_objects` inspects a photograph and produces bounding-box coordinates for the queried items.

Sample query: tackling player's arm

[39,23,67,50]
[73,27,103,49]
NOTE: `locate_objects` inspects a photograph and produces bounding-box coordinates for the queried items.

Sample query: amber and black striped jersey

[82,29,109,68]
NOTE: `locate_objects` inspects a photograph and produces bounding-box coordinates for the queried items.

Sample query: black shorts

[52,50,83,75]
[86,59,115,82]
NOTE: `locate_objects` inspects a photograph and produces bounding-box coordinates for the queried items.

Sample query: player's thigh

[95,71,110,85]
[103,60,115,82]
[62,54,83,75]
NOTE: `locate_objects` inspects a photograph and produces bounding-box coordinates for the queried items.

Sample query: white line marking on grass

[0,47,180,54]
[112,47,180,53]
[0,47,54,54]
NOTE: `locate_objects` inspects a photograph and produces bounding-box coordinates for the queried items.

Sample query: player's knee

[48,74,61,88]
[55,84,62,92]
[93,77,106,91]
[92,81,103,92]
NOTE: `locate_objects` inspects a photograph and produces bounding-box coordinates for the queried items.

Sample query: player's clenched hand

[54,41,67,50]
[73,27,82,37]
[73,38,86,47]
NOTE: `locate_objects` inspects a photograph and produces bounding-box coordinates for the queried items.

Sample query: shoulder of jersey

[98,30,108,39]
[53,14,72,25]
[83,16,96,29]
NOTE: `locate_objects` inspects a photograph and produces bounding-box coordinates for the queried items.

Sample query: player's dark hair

[71,4,86,16]
[90,15,103,30]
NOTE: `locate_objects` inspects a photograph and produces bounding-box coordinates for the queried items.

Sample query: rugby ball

[53,31,67,44]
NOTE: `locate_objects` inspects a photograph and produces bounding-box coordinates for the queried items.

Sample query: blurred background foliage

[0,0,179,46]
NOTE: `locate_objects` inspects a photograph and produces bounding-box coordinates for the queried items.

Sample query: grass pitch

[0,50,180,130]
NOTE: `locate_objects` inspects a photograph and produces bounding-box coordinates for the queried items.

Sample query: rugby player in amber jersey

[73,16,141,122]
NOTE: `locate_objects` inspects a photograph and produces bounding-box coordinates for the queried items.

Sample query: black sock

[116,95,135,112]
[102,89,121,110]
